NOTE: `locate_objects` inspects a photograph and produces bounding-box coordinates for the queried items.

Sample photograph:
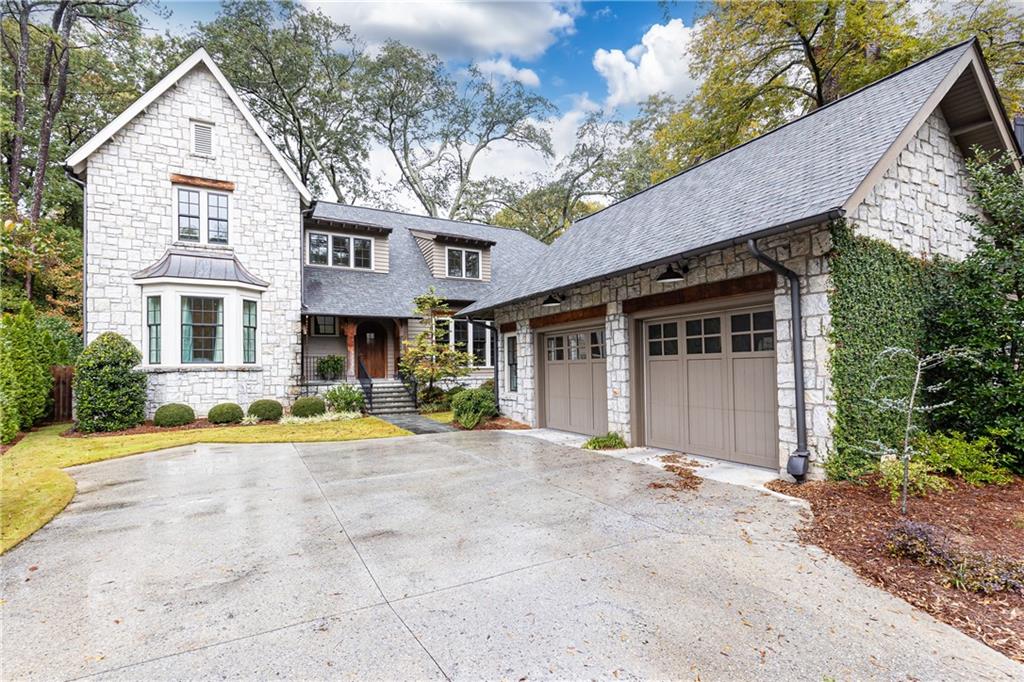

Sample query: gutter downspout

[64,167,87,345]
[746,238,811,480]
[468,318,500,408]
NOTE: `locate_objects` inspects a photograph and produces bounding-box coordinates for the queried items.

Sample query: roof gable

[65,48,312,204]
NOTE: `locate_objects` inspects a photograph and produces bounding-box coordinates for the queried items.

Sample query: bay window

[147,296,161,364]
[181,296,224,363]
[242,300,257,364]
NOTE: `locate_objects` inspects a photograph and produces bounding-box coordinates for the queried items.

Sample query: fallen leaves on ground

[648,453,703,493]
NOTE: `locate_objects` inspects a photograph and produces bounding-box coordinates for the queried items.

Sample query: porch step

[358,381,418,416]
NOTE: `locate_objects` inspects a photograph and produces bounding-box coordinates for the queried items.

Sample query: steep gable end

[66,48,311,203]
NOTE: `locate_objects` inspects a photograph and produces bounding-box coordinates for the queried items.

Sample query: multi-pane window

[207,193,229,243]
[147,296,161,364]
[471,323,487,366]
[242,300,257,364]
[308,233,329,265]
[181,296,223,363]
[453,319,469,354]
[309,232,372,269]
[506,335,518,392]
[313,315,337,336]
[446,247,481,279]
[731,311,775,352]
[567,333,588,360]
[685,317,722,354]
[436,318,492,367]
[648,322,679,356]
[546,335,565,361]
[590,330,606,359]
[177,189,201,241]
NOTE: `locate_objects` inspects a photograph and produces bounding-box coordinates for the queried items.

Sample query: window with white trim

[446,247,481,279]
[242,300,257,363]
[308,232,373,270]
[436,317,493,367]
[147,296,161,364]
[181,296,224,363]
[191,120,214,157]
[176,186,230,244]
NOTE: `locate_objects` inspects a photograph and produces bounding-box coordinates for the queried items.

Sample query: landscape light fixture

[656,262,689,284]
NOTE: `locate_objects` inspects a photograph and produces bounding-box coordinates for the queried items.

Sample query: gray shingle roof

[460,41,974,316]
[303,204,548,318]
[133,248,269,287]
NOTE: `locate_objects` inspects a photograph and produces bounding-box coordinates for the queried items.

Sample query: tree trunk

[4,1,32,207]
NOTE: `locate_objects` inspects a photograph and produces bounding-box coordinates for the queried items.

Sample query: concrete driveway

[2,432,1019,681]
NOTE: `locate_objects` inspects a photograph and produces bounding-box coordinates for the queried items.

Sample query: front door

[356,321,387,378]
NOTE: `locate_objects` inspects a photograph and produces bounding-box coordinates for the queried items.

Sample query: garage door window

[685,317,721,354]
[648,322,678,356]
[730,311,775,352]
[590,330,605,359]
[546,335,564,361]
[568,333,588,360]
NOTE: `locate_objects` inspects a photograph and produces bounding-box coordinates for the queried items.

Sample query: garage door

[543,328,608,436]
[644,307,778,468]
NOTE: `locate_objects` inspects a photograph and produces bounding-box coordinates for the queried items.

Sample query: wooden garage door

[543,328,608,436]
[644,308,778,468]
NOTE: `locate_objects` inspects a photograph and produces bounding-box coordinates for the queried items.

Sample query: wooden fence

[51,365,74,422]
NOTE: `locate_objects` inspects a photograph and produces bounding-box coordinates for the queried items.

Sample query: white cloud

[475,57,540,87]
[306,1,579,60]
[592,18,698,108]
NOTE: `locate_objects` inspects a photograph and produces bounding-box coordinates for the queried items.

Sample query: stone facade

[851,109,979,259]
[84,64,303,416]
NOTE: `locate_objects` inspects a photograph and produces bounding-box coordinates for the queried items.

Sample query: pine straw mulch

[766,475,1024,663]
[646,453,704,494]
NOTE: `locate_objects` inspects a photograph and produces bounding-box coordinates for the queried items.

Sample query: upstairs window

[177,188,200,241]
[308,232,373,270]
[446,247,481,279]
[176,186,229,244]
[191,121,214,156]
[208,193,229,243]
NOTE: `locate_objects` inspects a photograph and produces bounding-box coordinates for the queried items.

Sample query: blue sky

[141,1,706,205]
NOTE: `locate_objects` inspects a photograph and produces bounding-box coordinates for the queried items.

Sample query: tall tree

[362,41,555,219]
[195,0,368,202]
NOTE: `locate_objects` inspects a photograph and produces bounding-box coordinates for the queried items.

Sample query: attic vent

[191,121,213,156]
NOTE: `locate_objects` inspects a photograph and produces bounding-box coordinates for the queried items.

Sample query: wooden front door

[356,321,388,378]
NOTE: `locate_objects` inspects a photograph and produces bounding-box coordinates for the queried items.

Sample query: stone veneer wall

[495,225,834,473]
[850,109,979,259]
[84,64,302,416]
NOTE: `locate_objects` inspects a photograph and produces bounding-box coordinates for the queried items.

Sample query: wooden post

[344,320,358,380]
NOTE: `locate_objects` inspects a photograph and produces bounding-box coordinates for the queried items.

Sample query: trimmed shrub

[316,354,345,381]
[0,302,53,430]
[451,387,497,429]
[582,432,628,450]
[324,383,364,412]
[154,403,195,427]
[208,402,243,424]
[74,332,147,433]
[247,399,283,422]
[291,396,326,418]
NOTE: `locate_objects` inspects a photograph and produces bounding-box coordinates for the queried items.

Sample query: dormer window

[191,120,214,157]
[447,247,481,279]
[307,232,373,270]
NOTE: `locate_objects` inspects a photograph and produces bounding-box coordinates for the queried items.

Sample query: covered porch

[301,314,410,384]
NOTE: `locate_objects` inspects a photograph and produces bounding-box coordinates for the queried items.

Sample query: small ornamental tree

[74,332,147,433]
[399,288,474,396]
[929,150,1024,473]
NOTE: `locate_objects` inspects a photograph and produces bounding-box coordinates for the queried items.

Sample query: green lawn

[1,417,410,554]
[423,411,454,424]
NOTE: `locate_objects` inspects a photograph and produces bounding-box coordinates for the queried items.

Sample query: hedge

[73,332,147,433]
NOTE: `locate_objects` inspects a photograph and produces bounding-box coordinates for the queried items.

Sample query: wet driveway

[2,431,1019,680]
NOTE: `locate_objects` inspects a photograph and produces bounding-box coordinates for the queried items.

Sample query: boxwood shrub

[208,402,244,424]
[154,403,195,427]
[73,332,147,433]
[291,396,326,418]
[451,387,497,429]
[247,399,283,422]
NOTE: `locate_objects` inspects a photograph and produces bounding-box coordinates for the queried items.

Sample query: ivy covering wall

[826,220,946,479]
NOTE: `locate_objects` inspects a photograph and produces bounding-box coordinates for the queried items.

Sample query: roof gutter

[460,208,845,318]
[745,238,812,480]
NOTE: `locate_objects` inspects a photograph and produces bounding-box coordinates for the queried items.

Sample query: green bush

[451,387,497,429]
[324,384,364,412]
[418,401,447,414]
[418,385,446,406]
[291,396,326,418]
[153,403,195,427]
[446,385,466,400]
[247,399,283,422]
[916,432,1013,486]
[582,432,628,450]
[316,355,345,381]
[1,390,20,444]
[479,378,495,393]
[876,458,950,503]
[208,402,243,424]
[36,315,82,365]
[0,302,53,431]
[73,332,147,433]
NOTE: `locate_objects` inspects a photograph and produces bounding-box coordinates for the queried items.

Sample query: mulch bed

[60,418,274,438]
[767,476,1024,663]
[456,416,531,431]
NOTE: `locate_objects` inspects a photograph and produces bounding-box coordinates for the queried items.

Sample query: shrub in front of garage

[451,387,497,429]
[582,432,627,450]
